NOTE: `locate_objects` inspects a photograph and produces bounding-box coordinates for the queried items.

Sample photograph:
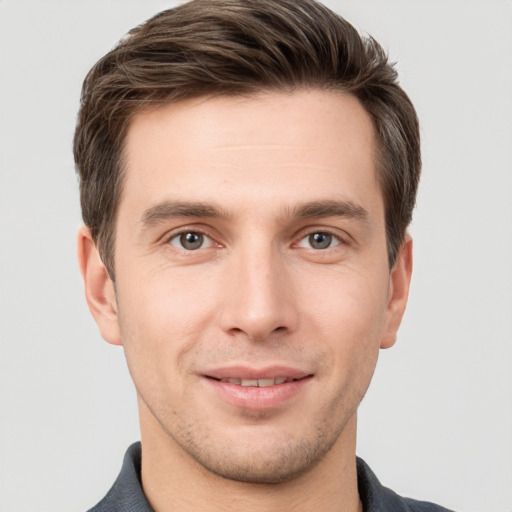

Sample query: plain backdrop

[1,1,511,511]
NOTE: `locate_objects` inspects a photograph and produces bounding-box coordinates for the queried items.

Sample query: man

[74,0,453,510]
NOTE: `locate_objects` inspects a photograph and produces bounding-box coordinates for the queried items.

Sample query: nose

[219,239,298,342]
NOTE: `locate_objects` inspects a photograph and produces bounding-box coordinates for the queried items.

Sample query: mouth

[208,376,307,387]
[202,367,313,410]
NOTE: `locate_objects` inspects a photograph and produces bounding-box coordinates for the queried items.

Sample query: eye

[297,232,340,250]
[169,231,212,251]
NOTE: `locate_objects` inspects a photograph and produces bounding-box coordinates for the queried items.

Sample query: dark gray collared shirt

[87,442,454,512]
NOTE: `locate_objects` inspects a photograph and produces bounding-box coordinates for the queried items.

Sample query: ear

[77,226,122,345]
[380,235,413,349]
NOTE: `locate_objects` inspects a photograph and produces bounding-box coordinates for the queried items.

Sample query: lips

[204,365,310,382]
[202,366,312,410]
[217,377,292,387]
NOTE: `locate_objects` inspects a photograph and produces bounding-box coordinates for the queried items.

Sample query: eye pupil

[309,232,332,249]
[180,232,203,250]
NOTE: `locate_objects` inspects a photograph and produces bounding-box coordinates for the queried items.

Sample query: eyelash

[294,230,343,250]
[164,228,346,252]
[166,229,216,251]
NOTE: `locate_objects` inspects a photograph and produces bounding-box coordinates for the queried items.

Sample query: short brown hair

[74,0,420,278]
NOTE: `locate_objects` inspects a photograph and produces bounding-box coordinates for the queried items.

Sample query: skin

[79,90,412,512]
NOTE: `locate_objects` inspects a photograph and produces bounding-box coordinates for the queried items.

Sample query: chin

[182,428,341,484]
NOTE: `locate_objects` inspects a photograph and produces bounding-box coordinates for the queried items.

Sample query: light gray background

[1,1,511,511]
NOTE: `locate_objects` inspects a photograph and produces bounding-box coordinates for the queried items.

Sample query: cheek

[120,260,218,327]
[115,265,218,379]
[300,262,389,330]
[298,265,389,373]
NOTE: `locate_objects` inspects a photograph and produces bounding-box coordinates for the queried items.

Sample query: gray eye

[296,232,340,250]
[170,232,208,250]
[181,232,203,250]
[308,232,333,249]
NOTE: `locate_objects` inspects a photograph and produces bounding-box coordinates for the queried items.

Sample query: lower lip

[204,377,311,410]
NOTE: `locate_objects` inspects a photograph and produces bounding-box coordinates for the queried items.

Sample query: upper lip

[203,365,312,381]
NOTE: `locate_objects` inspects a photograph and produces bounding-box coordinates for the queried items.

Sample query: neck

[138,404,362,512]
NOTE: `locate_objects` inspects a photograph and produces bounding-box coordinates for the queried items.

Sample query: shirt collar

[89,442,450,512]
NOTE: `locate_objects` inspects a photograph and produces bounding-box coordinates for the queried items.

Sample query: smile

[203,368,313,410]
[216,377,297,387]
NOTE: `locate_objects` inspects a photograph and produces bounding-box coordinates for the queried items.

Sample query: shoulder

[356,458,455,512]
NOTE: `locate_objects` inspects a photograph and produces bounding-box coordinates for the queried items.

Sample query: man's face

[88,90,411,483]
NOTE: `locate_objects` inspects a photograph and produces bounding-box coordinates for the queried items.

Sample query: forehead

[121,90,380,218]
[126,90,375,158]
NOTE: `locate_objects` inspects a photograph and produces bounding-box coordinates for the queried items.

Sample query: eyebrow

[140,201,230,228]
[291,200,369,223]
[140,198,369,229]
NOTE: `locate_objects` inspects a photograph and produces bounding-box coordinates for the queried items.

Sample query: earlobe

[380,236,413,349]
[77,226,122,346]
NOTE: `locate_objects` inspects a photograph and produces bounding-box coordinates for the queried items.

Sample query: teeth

[241,379,258,387]
[220,377,291,387]
[257,379,275,387]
